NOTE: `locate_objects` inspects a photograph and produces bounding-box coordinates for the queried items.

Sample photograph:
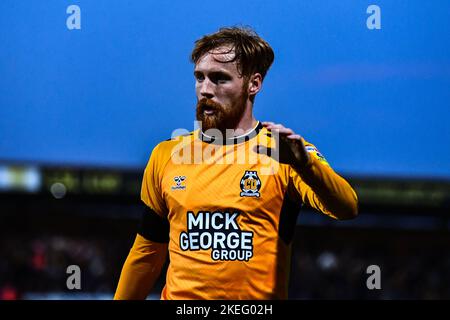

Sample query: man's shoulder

[163,130,196,143]
[150,130,197,157]
[301,138,315,148]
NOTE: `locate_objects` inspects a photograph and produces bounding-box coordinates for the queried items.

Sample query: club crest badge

[172,176,186,190]
[240,170,261,198]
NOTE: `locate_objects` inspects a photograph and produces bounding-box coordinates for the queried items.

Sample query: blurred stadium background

[1,1,449,299]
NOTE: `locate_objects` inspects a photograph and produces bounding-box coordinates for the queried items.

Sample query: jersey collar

[199,121,263,145]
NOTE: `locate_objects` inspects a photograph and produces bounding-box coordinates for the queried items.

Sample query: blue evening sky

[0,1,449,179]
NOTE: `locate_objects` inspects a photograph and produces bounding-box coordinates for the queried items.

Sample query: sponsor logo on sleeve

[305,146,330,166]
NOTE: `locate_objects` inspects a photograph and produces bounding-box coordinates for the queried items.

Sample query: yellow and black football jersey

[139,121,357,300]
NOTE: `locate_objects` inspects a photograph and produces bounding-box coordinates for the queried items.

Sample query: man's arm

[114,234,168,300]
[114,207,169,300]
[293,154,358,220]
[261,121,358,220]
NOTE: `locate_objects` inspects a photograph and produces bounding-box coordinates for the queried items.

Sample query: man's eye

[217,79,228,84]
[195,74,204,81]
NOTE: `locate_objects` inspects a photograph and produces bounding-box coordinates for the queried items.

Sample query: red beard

[196,90,248,136]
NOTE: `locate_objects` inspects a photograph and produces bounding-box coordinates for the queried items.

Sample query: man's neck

[227,118,258,138]
[226,105,257,138]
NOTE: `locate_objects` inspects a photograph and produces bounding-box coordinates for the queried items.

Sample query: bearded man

[114,26,358,300]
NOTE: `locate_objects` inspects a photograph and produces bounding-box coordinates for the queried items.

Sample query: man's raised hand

[256,121,311,170]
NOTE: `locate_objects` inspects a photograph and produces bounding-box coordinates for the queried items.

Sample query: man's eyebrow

[194,69,232,76]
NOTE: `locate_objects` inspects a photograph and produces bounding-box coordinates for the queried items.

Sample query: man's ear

[248,73,262,96]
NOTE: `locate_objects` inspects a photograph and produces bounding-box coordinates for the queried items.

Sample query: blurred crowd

[1,230,449,300]
[290,244,450,299]
[0,235,129,299]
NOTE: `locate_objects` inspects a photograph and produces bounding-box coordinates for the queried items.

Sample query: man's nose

[199,79,214,99]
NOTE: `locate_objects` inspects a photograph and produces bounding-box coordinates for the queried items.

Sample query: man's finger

[265,124,286,130]
[286,134,302,140]
[268,127,294,135]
